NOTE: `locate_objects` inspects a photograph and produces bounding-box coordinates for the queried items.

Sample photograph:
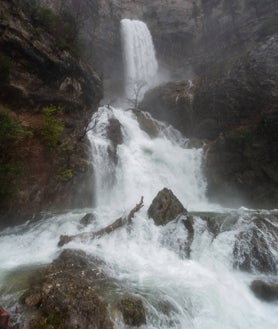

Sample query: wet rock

[79,213,96,226]
[117,295,146,327]
[21,249,113,329]
[106,117,123,165]
[182,216,194,258]
[202,36,278,208]
[187,138,204,149]
[140,81,194,136]
[250,280,278,302]
[233,222,277,275]
[134,110,160,138]
[107,118,123,148]
[148,188,187,225]
[0,0,103,227]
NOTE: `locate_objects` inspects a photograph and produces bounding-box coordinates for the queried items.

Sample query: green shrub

[0,112,27,205]
[57,167,73,182]
[41,106,64,149]
[34,7,57,32]
[0,54,11,84]
[22,1,79,54]
[0,163,22,204]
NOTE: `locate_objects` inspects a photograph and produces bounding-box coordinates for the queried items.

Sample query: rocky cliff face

[139,1,278,208]
[0,0,102,227]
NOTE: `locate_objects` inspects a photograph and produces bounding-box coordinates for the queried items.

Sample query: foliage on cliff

[0,0,102,226]
[0,109,32,207]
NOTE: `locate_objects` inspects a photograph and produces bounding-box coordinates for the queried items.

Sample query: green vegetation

[22,0,79,53]
[57,167,73,182]
[0,54,11,84]
[0,112,30,206]
[41,105,64,149]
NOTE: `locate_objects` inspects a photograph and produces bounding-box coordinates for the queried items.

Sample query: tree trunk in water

[58,197,144,247]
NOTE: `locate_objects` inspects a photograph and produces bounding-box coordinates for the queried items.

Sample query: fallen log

[58,197,144,247]
[0,306,9,329]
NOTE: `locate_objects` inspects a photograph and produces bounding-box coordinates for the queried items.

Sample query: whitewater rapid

[1,106,277,329]
[88,106,213,212]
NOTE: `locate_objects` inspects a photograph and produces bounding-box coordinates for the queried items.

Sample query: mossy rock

[118,295,146,327]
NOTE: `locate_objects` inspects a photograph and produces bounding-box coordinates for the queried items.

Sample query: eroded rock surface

[21,249,114,329]
[148,188,188,225]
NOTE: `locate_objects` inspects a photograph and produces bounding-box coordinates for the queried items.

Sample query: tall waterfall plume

[121,19,158,100]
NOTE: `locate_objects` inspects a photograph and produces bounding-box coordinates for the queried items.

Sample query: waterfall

[0,18,277,329]
[121,19,158,100]
[87,106,213,212]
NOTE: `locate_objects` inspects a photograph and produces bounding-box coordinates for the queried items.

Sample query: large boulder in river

[250,280,278,302]
[233,215,278,274]
[21,249,114,329]
[148,188,187,225]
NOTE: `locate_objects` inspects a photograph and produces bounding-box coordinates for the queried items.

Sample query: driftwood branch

[58,197,144,247]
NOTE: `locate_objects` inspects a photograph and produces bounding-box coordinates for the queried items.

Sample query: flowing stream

[0,18,277,329]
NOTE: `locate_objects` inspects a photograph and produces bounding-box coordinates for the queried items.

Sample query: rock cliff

[0,0,102,227]
[139,1,278,208]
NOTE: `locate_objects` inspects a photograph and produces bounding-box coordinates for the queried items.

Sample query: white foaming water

[88,106,213,212]
[1,106,276,329]
[0,18,277,329]
[121,19,158,99]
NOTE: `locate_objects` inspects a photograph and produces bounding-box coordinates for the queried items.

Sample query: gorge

[0,0,277,328]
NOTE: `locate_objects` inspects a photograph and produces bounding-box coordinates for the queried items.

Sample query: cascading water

[121,19,158,99]
[88,106,212,212]
[0,19,277,329]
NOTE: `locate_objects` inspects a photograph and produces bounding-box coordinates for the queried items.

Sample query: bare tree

[127,80,147,109]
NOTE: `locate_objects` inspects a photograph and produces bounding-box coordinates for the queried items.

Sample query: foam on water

[88,106,217,212]
[0,17,277,329]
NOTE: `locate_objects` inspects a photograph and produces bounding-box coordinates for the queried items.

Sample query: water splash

[88,106,214,212]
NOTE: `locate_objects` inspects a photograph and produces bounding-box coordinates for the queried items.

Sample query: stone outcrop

[250,280,278,302]
[0,0,102,227]
[141,35,278,208]
[20,249,114,329]
[140,81,194,136]
[148,188,187,225]
[117,295,146,327]
[133,110,160,138]
[79,213,96,226]
[13,249,148,328]
[233,214,278,274]
[205,117,278,208]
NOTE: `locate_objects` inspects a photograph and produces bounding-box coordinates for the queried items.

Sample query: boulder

[117,295,146,327]
[79,213,96,226]
[233,215,278,274]
[148,188,187,225]
[106,118,123,148]
[250,280,278,302]
[20,249,114,329]
[106,117,123,164]
[134,110,160,138]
